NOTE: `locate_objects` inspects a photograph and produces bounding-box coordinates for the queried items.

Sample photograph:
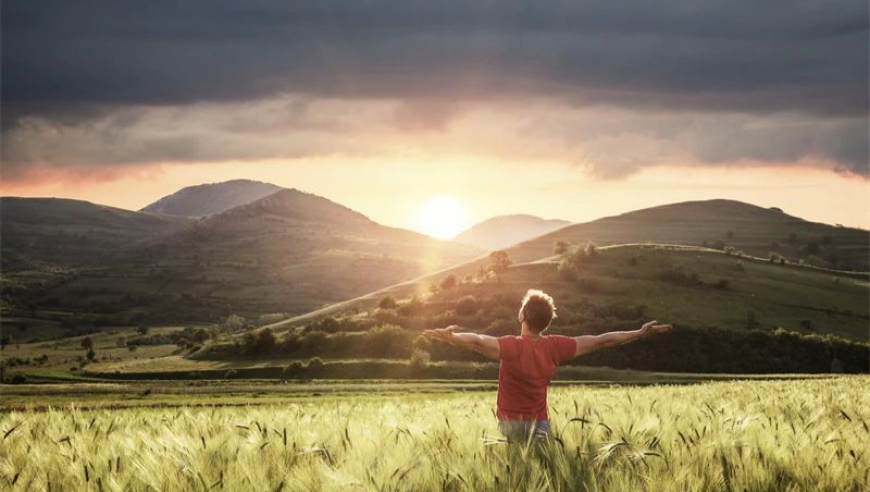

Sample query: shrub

[308,316,341,333]
[553,240,571,255]
[283,361,306,378]
[487,251,512,275]
[454,295,479,316]
[397,297,424,317]
[307,357,325,370]
[223,314,246,331]
[80,337,93,350]
[378,296,398,309]
[746,309,759,329]
[409,349,431,373]
[486,319,517,336]
[439,275,457,291]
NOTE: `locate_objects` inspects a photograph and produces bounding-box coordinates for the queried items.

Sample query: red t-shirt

[496,334,577,421]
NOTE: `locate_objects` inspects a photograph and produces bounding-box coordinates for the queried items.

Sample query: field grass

[1,377,866,491]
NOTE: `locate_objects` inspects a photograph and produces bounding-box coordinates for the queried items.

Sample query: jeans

[497,419,551,442]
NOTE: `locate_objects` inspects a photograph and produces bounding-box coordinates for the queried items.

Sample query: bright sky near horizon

[2,158,868,235]
[2,1,868,234]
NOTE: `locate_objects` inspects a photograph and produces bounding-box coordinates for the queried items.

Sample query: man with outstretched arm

[423,289,672,441]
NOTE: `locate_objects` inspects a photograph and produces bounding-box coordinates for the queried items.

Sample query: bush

[485,319,517,336]
[409,349,431,373]
[487,251,512,275]
[283,361,306,378]
[454,295,479,316]
[439,275,457,291]
[307,357,325,370]
[378,296,398,309]
[10,374,27,384]
[224,314,246,331]
[553,240,571,255]
[746,309,759,329]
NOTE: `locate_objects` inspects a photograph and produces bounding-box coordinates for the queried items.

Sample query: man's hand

[423,325,459,344]
[639,320,673,336]
[573,320,672,357]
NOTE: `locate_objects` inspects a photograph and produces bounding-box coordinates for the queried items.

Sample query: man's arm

[422,325,500,360]
[572,320,672,358]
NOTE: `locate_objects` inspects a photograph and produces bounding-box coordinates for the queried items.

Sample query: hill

[0,197,190,271]
[454,214,570,250]
[1,190,482,335]
[139,179,283,217]
[502,200,869,271]
[259,244,869,343]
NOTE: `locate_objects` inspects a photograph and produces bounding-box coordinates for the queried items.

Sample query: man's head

[518,289,557,334]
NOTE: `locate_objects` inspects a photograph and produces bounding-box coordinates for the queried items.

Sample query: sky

[2,0,868,233]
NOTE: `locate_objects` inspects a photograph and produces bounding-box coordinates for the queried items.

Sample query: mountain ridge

[139,179,284,217]
[454,214,571,250]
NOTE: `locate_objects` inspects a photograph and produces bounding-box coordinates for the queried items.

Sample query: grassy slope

[266,244,869,341]
[508,199,868,270]
[0,197,190,270]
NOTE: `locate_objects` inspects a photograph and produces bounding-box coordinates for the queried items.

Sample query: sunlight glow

[418,195,470,240]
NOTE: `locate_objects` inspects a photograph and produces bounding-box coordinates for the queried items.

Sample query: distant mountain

[454,214,571,250]
[140,179,283,217]
[0,197,190,271]
[2,189,482,330]
[127,189,481,314]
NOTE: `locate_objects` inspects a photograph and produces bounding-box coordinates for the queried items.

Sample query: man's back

[496,334,576,421]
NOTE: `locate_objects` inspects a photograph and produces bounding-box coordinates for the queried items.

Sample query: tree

[378,296,398,309]
[745,309,759,329]
[254,328,277,354]
[454,295,479,316]
[80,337,93,350]
[224,314,246,331]
[439,274,457,291]
[86,347,96,362]
[553,240,571,255]
[409,349,431,374]
[488,251,512,275]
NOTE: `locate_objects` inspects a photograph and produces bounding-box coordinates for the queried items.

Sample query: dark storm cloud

[3,0,867,122]
[1,0,867,177]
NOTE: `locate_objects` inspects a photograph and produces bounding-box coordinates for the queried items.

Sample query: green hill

[504,199,868,271]
[262,244,869,343]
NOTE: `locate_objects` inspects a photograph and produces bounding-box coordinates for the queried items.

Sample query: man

[423,289,672,441]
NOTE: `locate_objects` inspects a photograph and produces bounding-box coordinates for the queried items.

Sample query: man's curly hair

[520,289,557,333]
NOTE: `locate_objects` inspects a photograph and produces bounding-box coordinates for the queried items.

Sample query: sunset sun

[418,195,470,240]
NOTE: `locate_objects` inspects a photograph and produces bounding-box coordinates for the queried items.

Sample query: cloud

[1,0,867,179]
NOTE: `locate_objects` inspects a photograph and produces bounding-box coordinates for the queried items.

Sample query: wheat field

[1,378,867,492]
